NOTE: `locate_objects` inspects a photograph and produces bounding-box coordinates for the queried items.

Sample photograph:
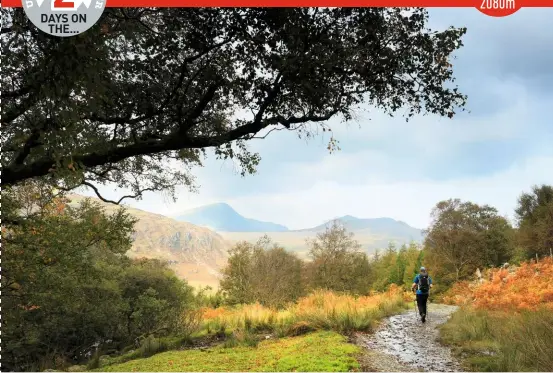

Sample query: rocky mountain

[65,196,424,287]
[67,194,230,288]
[175,203,289,232]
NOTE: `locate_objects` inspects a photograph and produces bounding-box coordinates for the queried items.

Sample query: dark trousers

[416,293,429,316]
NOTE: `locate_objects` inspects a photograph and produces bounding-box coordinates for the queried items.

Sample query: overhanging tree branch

[1,8,467,198]
[2,110,337,186]
[79,181,156,205]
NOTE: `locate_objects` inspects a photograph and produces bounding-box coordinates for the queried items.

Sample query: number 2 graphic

[53,0,75,8]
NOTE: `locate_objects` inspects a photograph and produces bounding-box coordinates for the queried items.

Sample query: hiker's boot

[421,313,426,323]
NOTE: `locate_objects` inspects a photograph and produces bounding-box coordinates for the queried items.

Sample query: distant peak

[193,202,235,211]
[337,216,398,222]
[206,202,233,209]
[176,203,288,232]
[338,215,359,221]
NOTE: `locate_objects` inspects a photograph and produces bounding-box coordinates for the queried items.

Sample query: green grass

[92,289,408,371]
[98,331,361,372]
[440,307,553,372]
[93,331,232,368]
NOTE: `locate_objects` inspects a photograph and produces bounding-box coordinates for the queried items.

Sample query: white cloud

[77,184,213,217]
[86,153,553,231]
[330,77,543,153]
[225,155,553,230]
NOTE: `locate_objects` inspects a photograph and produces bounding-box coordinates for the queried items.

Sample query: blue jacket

[413,274,432,295]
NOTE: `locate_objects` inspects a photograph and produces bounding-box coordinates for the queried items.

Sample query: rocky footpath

[355,304,463,372]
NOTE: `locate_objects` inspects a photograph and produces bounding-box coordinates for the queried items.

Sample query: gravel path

[355,304,463,372]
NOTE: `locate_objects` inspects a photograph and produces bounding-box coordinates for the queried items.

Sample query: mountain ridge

[175,203,289,232]
[177,202,422,237]
[298,215,423,241]
[66,196,424,287]
[177,203,423,260]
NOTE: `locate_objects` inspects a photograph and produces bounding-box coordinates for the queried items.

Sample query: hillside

[175,203,289,232]
[65,196,423,284]
[67,195,230,288]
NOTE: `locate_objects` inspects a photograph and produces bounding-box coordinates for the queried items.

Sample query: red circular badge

[476,0,522,17]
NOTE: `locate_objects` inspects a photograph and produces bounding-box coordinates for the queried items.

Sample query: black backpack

[418,274,430,292]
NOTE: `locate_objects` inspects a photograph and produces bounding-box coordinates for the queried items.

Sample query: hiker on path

[411,266,433,323]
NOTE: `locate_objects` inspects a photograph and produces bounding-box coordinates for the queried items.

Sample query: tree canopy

[220,237,304,308]
[2,184,198,371]
[424,199,514,283]
[515,184,553,258]
[2,8,466,201]
[305,220,372,294]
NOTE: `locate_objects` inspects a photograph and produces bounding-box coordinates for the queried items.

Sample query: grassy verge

[98,331,361,372]
[439,307,553,372]
[94,287,409,371]
[88,332,231,369]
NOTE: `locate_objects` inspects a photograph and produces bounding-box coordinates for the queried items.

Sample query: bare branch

[80,181,156,205]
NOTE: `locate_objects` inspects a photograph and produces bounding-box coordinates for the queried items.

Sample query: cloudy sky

[84,9,553,230]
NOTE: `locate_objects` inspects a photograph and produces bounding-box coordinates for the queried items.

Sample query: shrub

[443,258,553,311]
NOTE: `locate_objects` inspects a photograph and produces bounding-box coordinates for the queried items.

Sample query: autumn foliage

[443,257,553,311]
[441,281,475,306]
[201,285,407,334]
